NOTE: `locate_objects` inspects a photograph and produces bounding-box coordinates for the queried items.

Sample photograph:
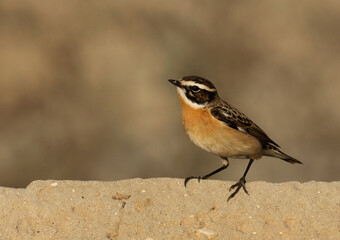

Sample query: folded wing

[210,104,280,148]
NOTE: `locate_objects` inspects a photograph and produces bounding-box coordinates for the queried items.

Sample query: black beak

[168,79,182,87]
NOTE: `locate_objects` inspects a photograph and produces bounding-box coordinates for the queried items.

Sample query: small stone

[51,182,58,187]
[197,228,217,239]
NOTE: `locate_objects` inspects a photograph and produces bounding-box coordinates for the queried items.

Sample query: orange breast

[179,96,262,159]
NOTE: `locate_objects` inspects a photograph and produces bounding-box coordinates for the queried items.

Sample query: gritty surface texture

[0,179,339,240]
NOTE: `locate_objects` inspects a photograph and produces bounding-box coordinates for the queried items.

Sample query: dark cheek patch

[185,88,216,105]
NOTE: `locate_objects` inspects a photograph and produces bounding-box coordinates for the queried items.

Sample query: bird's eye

[192,86,200,92]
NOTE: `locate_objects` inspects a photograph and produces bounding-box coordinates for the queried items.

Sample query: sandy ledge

[0,179,339,240]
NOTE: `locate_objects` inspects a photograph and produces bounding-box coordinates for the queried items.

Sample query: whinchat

[169,75,302,201]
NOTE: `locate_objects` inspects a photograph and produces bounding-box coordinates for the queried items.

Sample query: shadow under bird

[169,76,302,201]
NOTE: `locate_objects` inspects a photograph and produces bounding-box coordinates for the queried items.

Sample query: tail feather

[264,145,302,164]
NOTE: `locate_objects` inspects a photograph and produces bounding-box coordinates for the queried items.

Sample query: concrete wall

[0,179,339,239]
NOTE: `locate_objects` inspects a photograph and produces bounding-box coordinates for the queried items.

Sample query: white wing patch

[222,112,230,118]
[237,126,247,133]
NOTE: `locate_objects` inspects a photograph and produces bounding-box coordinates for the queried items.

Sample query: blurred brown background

[1,0,339,188]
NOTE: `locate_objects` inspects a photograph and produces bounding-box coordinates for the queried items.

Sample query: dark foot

[227,177,248,201]
[184,176,205,187]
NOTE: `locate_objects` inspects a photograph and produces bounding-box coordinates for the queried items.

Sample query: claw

[184,176,202,187]
[227,177,248,201]
[242,183,249,195]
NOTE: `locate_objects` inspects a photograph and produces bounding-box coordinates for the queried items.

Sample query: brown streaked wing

[210,106,280,148]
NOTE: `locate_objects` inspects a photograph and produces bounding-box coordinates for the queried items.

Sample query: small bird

[169,76,302,201]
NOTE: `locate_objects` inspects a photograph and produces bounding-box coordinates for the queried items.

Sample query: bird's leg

[227,158,254,201]
[184,158,229,187]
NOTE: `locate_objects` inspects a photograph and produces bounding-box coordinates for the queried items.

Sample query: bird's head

[169,75,218,108]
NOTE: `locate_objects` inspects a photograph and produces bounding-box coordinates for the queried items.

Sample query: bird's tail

[263,145,302,164]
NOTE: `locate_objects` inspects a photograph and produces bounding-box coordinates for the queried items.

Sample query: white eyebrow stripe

[181,81,216,92]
